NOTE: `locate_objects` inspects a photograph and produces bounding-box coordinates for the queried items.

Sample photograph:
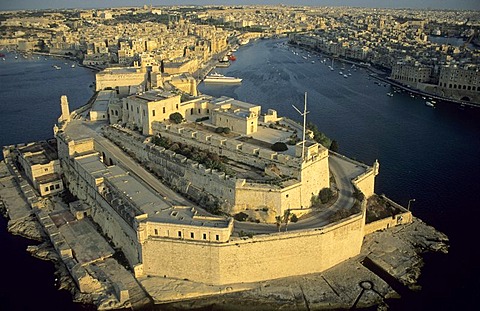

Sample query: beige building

[95,67,149,94]
[390,63,432,86]
[121,90,182,135]
[90,90,115,121]
[10,139,64,196]
[210,96,260,135]
[438,65,479,94]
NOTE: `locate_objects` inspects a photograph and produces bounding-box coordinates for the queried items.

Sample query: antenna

[292,92,309,160]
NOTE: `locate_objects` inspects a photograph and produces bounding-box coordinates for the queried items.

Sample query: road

[234,154,365,234]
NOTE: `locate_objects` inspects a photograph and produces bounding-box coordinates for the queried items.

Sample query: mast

[292,92,309,160]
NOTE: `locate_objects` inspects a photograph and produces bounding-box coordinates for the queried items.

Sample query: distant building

[390,63,432,86]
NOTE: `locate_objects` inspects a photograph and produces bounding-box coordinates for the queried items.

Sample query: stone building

[390,63,432,86]
[437,65,480,102]
[8,139,64,196]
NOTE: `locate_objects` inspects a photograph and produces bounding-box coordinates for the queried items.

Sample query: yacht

[425,101,435,107]
[204,72,242,83]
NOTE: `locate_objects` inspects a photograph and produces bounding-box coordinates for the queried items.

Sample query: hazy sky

[1,0,479,11]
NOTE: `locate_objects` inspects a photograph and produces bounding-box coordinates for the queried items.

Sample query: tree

[329,140,339,152]
[319,188,333,204]
[169,112,183,124]
[271,142,288,152]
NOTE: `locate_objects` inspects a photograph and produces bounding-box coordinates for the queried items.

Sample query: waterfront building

[391,63,432,86]
[4,139,64,196]
[438,65,480,102]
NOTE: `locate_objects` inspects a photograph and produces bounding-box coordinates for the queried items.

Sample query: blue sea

[1,38,480,310]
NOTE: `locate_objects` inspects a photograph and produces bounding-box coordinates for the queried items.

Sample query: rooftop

[150,206,230,229]
[17,139,58,165]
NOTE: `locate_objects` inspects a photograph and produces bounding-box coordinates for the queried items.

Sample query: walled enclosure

[104,125,330,215]
[141,212,364,285]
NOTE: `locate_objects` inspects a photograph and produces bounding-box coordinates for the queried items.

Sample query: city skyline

[1,0,479,11]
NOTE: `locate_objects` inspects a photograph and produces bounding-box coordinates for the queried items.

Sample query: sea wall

[141,212,364,285]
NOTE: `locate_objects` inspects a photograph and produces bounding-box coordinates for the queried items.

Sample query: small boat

[53,65,61,70]
[228,54,236,61]
[343,74,348,78]
[0,53,5,57]
[387,92,393,97]
[311,60,315,64]
[425,101,435,107]
[71,64,75,68]
[339,71,343,75]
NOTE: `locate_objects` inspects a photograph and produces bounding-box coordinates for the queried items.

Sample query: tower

[60,95,70,123]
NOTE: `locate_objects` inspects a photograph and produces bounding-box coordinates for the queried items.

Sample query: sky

[0,0,479,11]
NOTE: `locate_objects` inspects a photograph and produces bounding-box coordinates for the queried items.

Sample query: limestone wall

[352,169,375,198]
[141,213,364,285]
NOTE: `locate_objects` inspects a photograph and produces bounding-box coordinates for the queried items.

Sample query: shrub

[319,188,334,204]
[271,142,288,152]
[169,112,183,124]
[215,127,224,133]
[234,212,249,221]
[290,214,298,223]
[223,127,231,134]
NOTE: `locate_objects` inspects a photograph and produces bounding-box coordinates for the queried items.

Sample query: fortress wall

[364,210,413,235]
[142,213,364,285]
[153,123,301,176]
[104,127,237,206]
[352,168,375,198]
[300,154,330,207]
[234,183,302,215]
[89,193,141,266]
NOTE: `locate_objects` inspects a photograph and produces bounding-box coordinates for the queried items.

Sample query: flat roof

[134,89,176,102]
[18,140,58,165]
[150,206,230,228]
[105,167,170,215]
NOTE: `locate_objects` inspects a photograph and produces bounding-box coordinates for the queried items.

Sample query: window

[198,108,201,113]
[44,168,48,172]
[45,187,49,192]
[49,185,54,191]
[55,184,60,189]
[176,104,178,109]
[163,107,166,114]
[143,110,145,117]
[137,107,139,113]
[203,233,207,240]
[215,234,219,241]
[178,231,182,237]
[126,103,129,110]
[152,110,155,116]
[154,229,158,235]
[190,232,194,238]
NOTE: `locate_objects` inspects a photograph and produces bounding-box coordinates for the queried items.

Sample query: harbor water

[1,36,480,309]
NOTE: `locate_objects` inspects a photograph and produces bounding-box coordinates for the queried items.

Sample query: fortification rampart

[103,126,329,214]
[152,122,303,178]
[141,211,365,285]
[56,133,142,266]
[364,196,413,235]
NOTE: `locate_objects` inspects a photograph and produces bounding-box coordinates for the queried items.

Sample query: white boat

[53,65,61,70]
[71,64,75,68]
[387,92,393,97]
[425,101,435,107]
[204,72,242,83]
[238,38,250,46]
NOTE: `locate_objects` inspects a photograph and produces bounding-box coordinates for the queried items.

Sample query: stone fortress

[2,62,414,306]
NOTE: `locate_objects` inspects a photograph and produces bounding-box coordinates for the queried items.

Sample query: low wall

[142,212,364,285]
[364,197,413,235]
